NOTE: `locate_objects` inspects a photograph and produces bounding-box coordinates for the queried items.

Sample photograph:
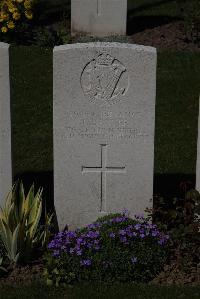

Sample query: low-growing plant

[152,183,200,232]
[148,183,200,275]
[44,212,169,286]
[0,181,52,266]
[31,26,70,47]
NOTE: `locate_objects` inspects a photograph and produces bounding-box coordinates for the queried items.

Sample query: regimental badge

[81,53,129,106]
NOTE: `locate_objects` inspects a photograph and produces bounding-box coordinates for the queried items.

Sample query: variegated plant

[0,256,7,273]
[0,181,44,264]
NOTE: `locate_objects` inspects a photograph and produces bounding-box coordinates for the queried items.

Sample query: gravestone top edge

[54,42,157,55]
[0,42,10,49]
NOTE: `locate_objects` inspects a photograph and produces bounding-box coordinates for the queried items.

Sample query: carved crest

[81,53,129,106]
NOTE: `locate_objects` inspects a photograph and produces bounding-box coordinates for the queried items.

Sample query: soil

[0,260,43,286]
[129,20,200,51]
[151,263,200,285]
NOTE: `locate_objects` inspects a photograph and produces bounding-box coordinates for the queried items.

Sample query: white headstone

[71,0,127,37]
[54,43,157,230]
[196,96,200,191]
[0,42,12,205]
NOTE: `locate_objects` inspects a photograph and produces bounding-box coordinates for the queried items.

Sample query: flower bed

[45,213,169,286]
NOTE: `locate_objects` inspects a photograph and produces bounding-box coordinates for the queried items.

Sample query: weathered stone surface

[71,0,127,37]
[196,96,200,191]
[53,42,157,230]
[0,42,12,205]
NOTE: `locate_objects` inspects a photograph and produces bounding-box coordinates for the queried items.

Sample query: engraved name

[63,110,150,143]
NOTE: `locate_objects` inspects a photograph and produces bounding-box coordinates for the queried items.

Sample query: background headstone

[0,42,12,206]
[196,96,200,191]
[54,42,157,230]
[71,0,127,37]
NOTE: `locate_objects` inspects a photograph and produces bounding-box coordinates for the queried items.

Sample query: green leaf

[46,278,53,286]
[11,224,20,262]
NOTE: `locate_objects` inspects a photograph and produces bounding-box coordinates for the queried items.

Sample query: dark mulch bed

[0,261,43,286]
[151,263,200,286]
[130,20,200,51]
[1,260,200,286]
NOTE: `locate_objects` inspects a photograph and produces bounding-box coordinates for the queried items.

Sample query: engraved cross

[82,144,126,213]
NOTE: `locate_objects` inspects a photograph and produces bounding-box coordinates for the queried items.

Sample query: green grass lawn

[128,0,181,17]
[10,46,200,197]
[10,46,53,175]
[0,282,200,299]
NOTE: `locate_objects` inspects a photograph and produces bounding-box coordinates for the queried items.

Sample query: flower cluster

[48,228,101,266]
[0,0,34,33]
[111,221,169,246]
[45,212,170,285]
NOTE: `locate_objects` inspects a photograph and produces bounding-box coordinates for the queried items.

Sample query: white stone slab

[71,0,127,36]
[0,42,12,205]
[53,42,157,230]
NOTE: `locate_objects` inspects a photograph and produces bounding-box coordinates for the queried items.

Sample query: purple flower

[77,237,83,244]
[122,209,129,217]
[80,259,92,266]
[131,257,138,264]
[126,231,133,237]
[66,231,77,238]
[86,243,92,249]
[151,230,159,237]
[127,225,133,229]
[78,237,86,246]
[69,248,75,254]
[135,213,144,220]
[109,232,116,238]
[110,217,127,223]
[158,234,169,245]
[140,233,145,238]
[57,232,63,238]
[48,242,54,249]
[86,231,99,239]
[76,249,82,256]
[134,223,141,230]
[87,223,102,229]
[158,239,165,246]
[119,229,126,236]
[53,250,60,257]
